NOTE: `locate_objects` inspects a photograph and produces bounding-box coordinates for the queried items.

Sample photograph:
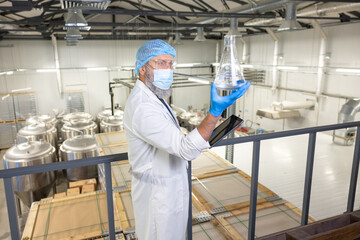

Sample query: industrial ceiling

[0,0,360,41]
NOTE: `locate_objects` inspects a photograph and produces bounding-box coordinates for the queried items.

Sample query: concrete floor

[0,132,359,236]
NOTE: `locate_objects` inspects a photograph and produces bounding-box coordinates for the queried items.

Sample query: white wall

[0,40,216,117]
[1,22,360,129]
[236,22,360,132]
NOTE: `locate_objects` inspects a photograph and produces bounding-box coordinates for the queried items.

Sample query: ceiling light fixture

[278,2,303,31]
[194,27,206,42]
[226,18,241,36]
[60,0,111,10]
[173,32,183,45]
[65,28,83,39]
[65,9,88,28]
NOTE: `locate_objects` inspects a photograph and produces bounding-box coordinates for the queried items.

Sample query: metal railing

[0,153,128,240]
[214,120,360,240]
[0,120,360,240]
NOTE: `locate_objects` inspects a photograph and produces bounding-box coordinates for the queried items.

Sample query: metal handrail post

[301,132,317,225]
[347,127,360,212]
[248,140,261,240]
[4,177,20,240]
[104,162,115,239]
[187,160,192,240]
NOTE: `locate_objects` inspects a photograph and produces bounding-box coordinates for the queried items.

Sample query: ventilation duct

[338,99,360,124]
[167,36,174,45]
[173,32,183,45]
[65,28,83,40]
[65,9,88,28]
[194,27,206,42]
[60,0,110,10]
[278,2,303,31]
[333,99,360,146]
[226,18,241,36]
[66,39,80,46]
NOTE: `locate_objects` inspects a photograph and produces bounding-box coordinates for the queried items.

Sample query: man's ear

[139,65,146,76]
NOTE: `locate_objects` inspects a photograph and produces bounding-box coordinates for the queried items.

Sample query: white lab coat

[123,80,209,240]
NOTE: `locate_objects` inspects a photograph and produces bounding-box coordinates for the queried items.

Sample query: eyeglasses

[148,59,175,69]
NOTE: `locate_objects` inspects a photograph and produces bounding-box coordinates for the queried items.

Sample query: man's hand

[197,82,251,142]
[209,82,251,117]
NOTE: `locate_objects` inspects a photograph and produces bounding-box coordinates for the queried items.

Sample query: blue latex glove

[209,82,251,117]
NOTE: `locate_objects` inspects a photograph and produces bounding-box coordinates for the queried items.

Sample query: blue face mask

[153,69,173,90]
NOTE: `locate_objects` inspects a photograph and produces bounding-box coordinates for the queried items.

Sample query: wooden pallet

[22,190,122,240]
[95,131,127,147]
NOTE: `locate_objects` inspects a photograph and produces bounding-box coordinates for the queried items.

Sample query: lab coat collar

[135,79,180,128]
[135,79,163,105]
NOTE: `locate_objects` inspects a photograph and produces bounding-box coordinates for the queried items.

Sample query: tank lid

[18,122,55,136]
[63,112,92,122]
[26,115,56,125]
[63,119,97,130]
[61,135,97,152]
[180,111,195,118]
[189,115,204,125]
[97,109,124,119]
[102,116,123,126]
[4,141,54,161]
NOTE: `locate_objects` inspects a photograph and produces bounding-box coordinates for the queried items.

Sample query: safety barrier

[1,120,360,240]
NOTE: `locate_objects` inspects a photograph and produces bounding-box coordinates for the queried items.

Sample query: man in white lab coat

[123,39,250,240]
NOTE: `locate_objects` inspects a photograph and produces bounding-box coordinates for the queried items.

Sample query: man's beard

[145,79,172,99]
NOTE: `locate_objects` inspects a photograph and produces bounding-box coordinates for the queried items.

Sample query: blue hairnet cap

[135,39,176,76]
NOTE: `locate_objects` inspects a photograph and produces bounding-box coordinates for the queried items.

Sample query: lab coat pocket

[153,175,184,214]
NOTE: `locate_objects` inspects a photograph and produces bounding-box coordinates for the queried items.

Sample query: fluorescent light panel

[188,77,211,84]
[36,69,57,72]
[0,71,14,75]
[11,88,32,93]
[336,68,360,74]
[86,67,108,71]
[277,66,299,70]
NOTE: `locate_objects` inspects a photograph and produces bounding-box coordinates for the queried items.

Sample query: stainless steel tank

[96,109,124,129]
[3,140,56,207]
[100,115,123,133]
[188,114,205,131]
[17,123,58,152]
[62,112,93,124]
[26,114,58,129]
[178,111,196,128]
[61,119,98,140]
[60,135,99,181]
[58,112,93,143]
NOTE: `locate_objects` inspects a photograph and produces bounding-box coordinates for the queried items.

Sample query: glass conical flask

[214,35,246,90]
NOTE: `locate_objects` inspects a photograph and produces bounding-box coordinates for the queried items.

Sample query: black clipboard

[209,115,244,147]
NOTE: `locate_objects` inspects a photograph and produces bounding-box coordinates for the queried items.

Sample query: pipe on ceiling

[312,20,327,97]
[51,34,63,95]
[265,28,279,91]
[239,38,248,63]
[184,0,291,25]
[245,2,360,27]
